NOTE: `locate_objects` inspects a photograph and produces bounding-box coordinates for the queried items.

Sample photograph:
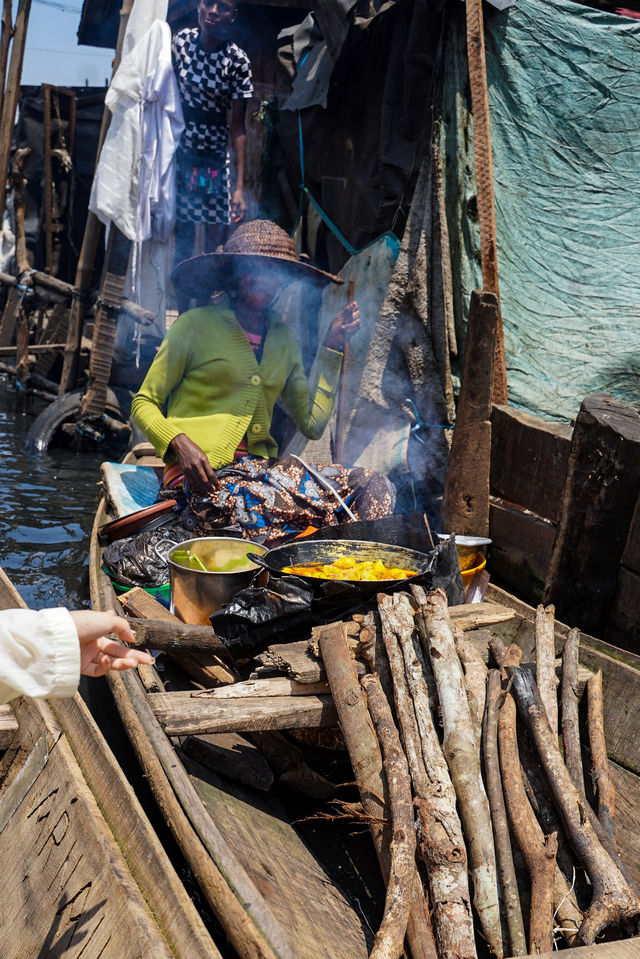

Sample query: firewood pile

[317,587,640,959]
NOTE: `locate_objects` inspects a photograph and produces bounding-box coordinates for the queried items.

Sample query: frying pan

[247,538,435,597]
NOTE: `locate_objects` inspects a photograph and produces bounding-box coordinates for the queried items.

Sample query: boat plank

[149,691,338,737]
[0,724,175,959]
[184,750,370,958]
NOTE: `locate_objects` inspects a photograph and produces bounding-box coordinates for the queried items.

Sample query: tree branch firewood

[318,621,437,959]
[455,626,488,755]
[361,672,416,959]
[414,588,502,958]
[381,592,477,959]
[493,643,583,944]
[587,669,616,850]
[535,604,558,740]
[498,674,557,954]
[560,627,586,800]
[484,669,527,956]
[508,665,640,945]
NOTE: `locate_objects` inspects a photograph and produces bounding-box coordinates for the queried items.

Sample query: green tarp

[442,0,640,421]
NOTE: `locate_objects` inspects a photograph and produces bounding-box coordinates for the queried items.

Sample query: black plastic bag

[102,520,185,587]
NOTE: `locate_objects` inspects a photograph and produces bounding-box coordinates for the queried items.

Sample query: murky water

[0,381,106,609]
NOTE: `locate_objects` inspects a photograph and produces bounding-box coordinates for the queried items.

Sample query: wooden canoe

[0,566,219,959]
[90,446,373,959]
[91,444,640,959]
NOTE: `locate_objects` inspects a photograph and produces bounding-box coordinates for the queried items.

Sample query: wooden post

[441,289,498,536]
[0,0,13,123]
[334,278,355,464]
[543,393,640,637]
[465,0,508,405]
[0,0,32,229]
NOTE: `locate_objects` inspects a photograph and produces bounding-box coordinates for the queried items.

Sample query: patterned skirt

[175,148,230,225]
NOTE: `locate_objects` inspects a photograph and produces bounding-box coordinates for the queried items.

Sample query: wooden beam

[544,394,640,637]
[465,0,507,404]
[441,289,498,536]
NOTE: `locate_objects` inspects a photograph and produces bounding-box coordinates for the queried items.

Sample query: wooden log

[188,677,330,699]
[317,621,437,959]
[0,0,12,125]
[508,666,640,945]
[119,588,235,687]
[256,639,324,683]
[561,628,586,800]
[587,669,617,850]
[390,592,477,959]
[127,617,231,656]
[441,289,498,537]
[535,604,558,740]
[148,691,338,738]
[498,670,557,954]
[484,669,527,957]
[544,394,640,637]
[415,588,502,958]
[361,673,416,959]
[454,626,488,754]
[248,730,334,799]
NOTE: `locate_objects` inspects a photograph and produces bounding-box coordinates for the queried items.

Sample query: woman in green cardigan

[131,219,360,491]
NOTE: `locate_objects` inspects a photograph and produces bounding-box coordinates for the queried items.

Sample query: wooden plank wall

[488,404,572,604]
[607,494,640,649]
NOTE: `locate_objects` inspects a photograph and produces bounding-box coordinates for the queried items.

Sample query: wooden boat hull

[0,567,219,958]
[92,444,640,959]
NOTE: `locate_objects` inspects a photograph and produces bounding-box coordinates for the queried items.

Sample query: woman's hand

[169,433,218,491]
[324,301,361,351]
[69,610,154,678]
[231,187,246,223]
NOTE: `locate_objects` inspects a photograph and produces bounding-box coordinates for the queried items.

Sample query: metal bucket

[169,537,268,625]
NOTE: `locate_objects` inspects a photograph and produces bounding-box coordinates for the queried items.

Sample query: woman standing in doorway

[172,0,253,266]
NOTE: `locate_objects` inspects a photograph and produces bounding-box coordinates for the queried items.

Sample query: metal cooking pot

[169,537,268,625]
[247,538,435,597]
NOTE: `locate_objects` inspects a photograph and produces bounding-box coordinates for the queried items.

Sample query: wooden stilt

[0,0,32,229]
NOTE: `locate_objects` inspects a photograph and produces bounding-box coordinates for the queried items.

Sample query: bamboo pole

[0,0,31,229]
[0,0,13,123]
[465,0,508,404]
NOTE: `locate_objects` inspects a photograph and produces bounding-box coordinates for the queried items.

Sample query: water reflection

[0,382,107,609]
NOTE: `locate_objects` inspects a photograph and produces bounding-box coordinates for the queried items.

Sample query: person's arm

[130,316,194,459]
[279,301,361,440]
[230,99,247,224]
[0,609,153,705]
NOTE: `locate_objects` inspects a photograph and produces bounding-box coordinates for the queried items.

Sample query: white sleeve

[0,608,81,705]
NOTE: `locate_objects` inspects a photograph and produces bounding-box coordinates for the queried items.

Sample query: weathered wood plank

[490,404,572,522]
[606,566,640,652]
[0,731,176,959]
[609,760,640,891]
[0,703,18,750]
[149,692,338,737]
[544,394,640,636]
[181,732,274,792]
[622,495,640,574]
[188,677,330,698]
[184,752,370,958]
[441,289,498,536]
[489,498,557,604]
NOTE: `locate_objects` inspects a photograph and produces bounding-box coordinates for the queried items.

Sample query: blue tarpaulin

[442,0,640,421]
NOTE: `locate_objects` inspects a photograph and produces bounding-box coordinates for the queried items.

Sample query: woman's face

[197,0,235,43]
[235,265,287,313]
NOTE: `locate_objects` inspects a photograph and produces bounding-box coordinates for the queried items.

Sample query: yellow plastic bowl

[460,553,486,587]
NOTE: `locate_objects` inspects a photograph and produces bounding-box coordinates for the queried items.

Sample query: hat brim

[171,251,343,296]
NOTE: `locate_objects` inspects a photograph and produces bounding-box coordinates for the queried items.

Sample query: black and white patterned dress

[172,28,253,224]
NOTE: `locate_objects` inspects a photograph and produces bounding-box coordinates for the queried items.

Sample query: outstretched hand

[324,301,361,351]
[169,433,218,491]
[69,610,154,678]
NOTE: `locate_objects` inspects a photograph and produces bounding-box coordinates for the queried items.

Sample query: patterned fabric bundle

[182,455,395,546]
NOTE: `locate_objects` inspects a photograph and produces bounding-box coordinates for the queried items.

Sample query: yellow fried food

[281,557,416,581]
